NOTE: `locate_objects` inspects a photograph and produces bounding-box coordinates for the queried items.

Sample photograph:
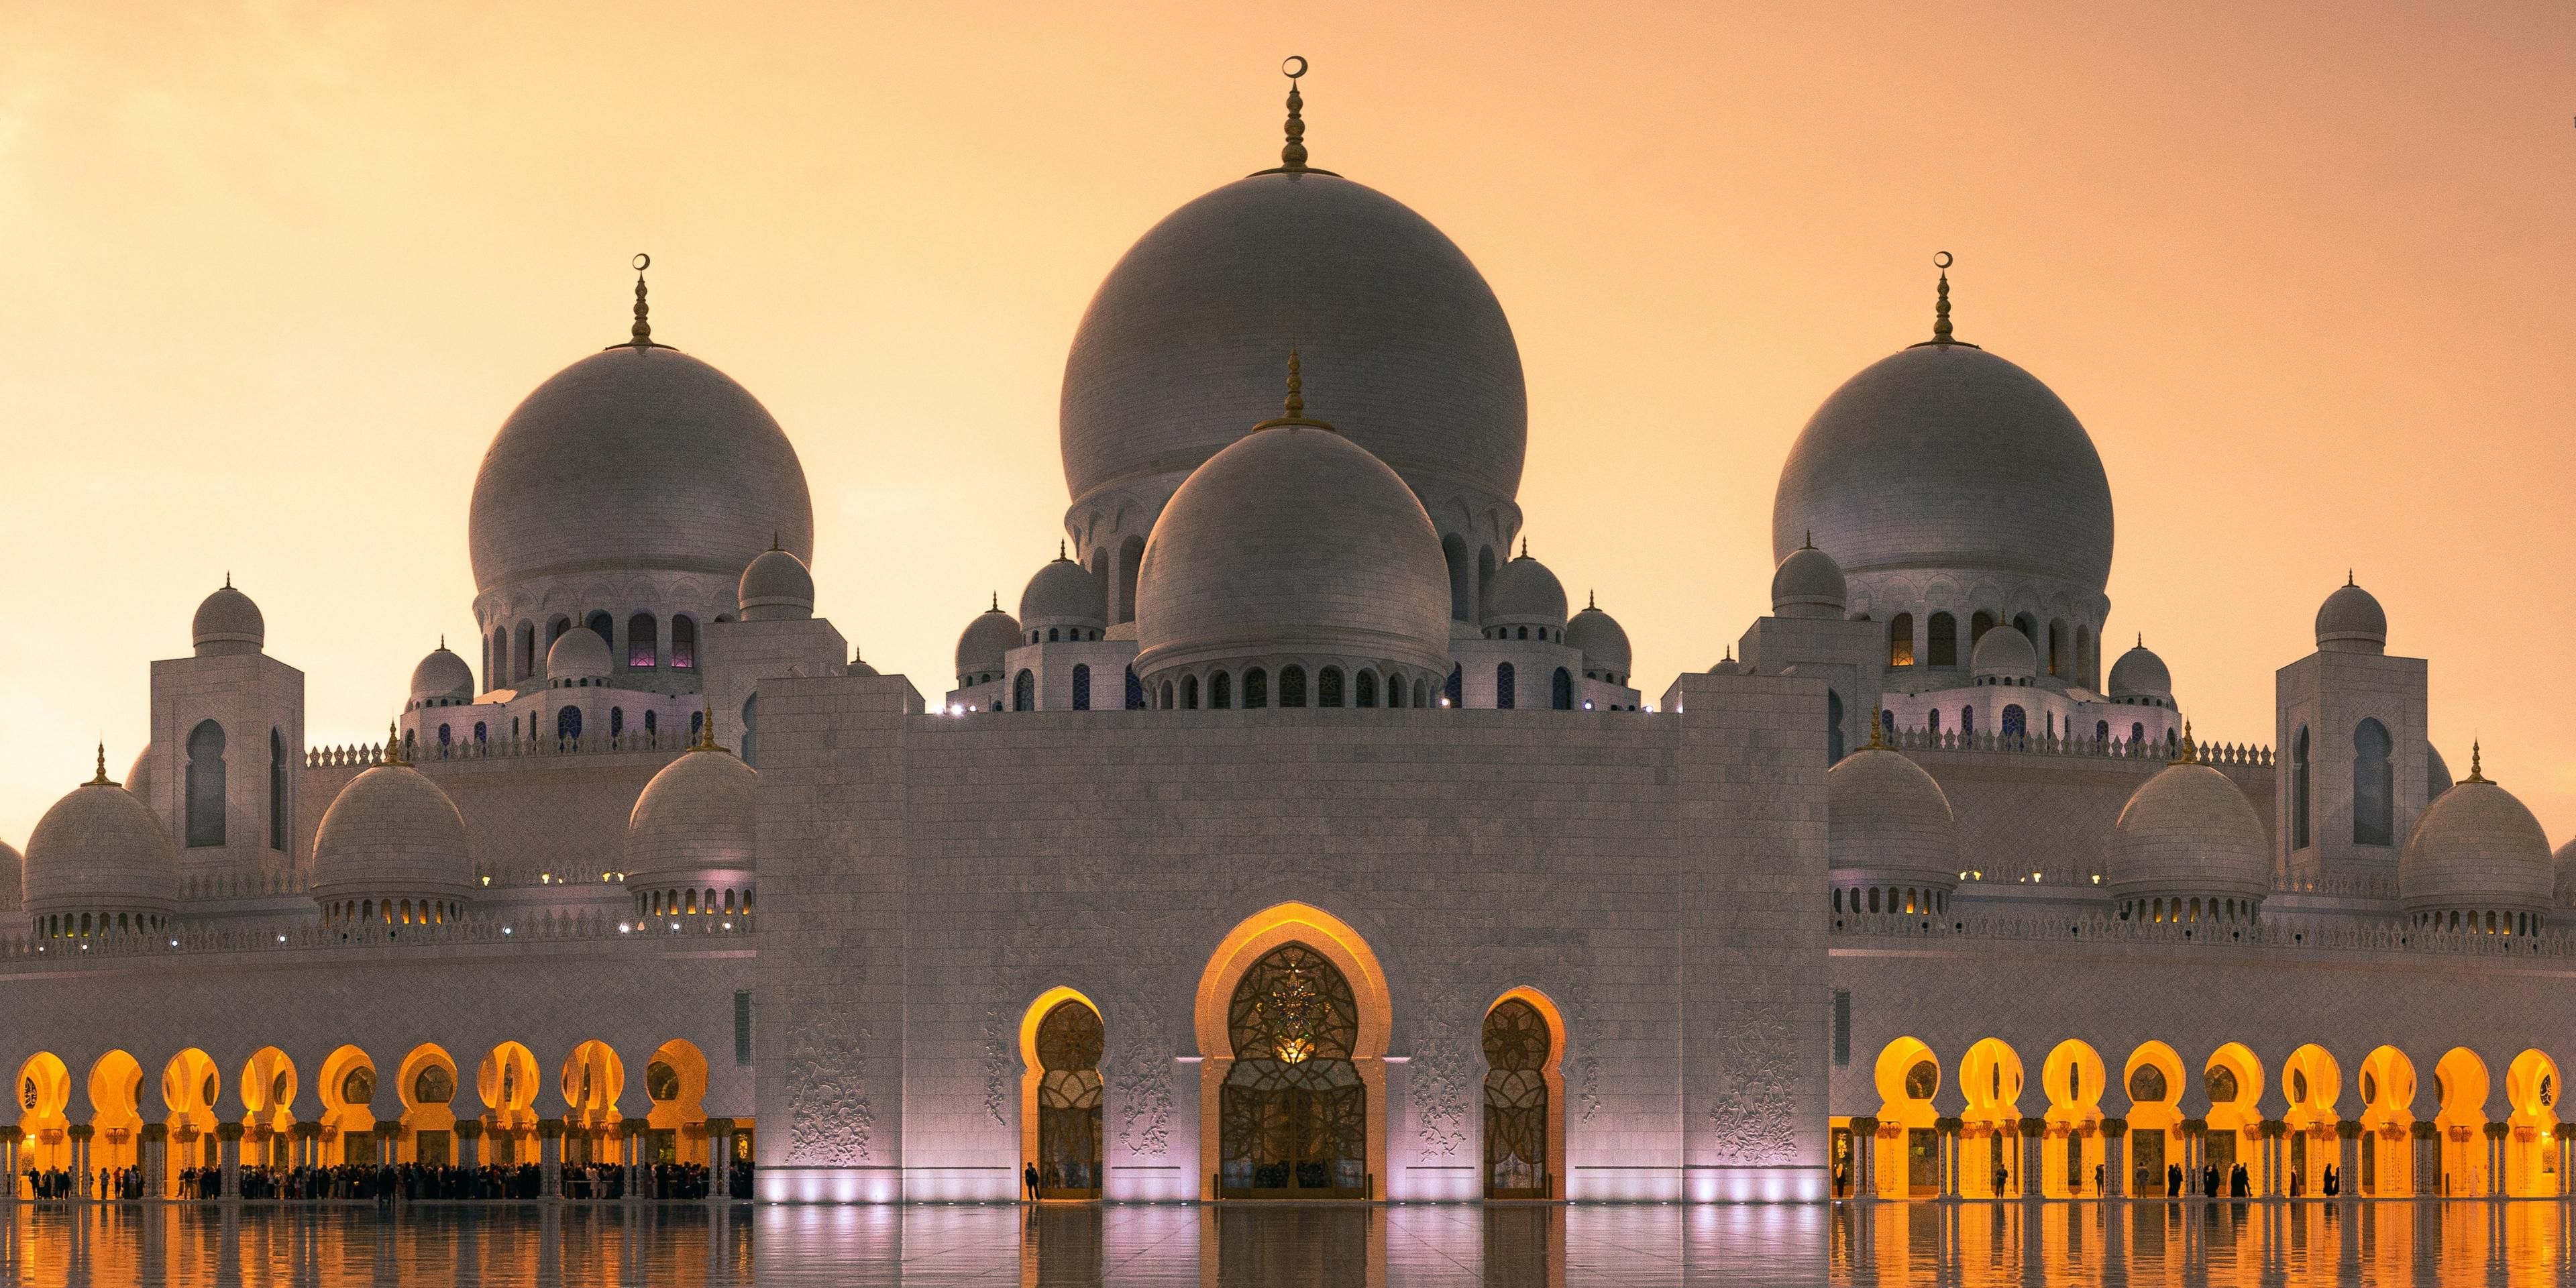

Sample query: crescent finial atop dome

[1909,252,1983,350]
[1256,57,1340,178]
[615,252,669,351]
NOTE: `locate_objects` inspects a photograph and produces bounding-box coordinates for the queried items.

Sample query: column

[1939,1118,1960,1199]
[2021,1118,2043,1199]
[537,1120,564,1199]
[2102,1118,2127,1198]
[68,1126,93,1199]
[706,1118,735,1201]
[139,1124,165,1199]
[217,1123,243,1199]
[2181,1120,2204,1195]
[621,1121,645,1201]
[2559,1124,2574,1197]
[2486,1124,2506,1197]
[2,1129,18,1198]
[2263,1121,2285,1197]
[2336,1122,2359,1199]
[2413,1122,2438,1196]
[455,1120,482,1174]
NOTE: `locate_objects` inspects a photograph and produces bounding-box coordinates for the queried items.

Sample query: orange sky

[3,2,2572,849]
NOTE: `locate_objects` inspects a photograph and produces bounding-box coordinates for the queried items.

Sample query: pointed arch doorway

[1195,903,1391,1200]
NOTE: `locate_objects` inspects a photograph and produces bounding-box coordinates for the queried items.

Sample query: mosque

[3,63,2571,1209]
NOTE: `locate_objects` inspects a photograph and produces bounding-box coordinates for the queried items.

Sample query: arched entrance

[1960,1038,2025,1197]
[1194,903,1391,1201]
[2123,1042,2185,1196]
[84,1051,145,1181]
[240,1047,298,1172]
[160,1050,221,1193]
[644,1040,710,1166]
[2203,1042,2264,1195]
[13,1053,71,1193]
[396,1044,459,1166]
[1481,990,1564,1199]
[1868,1037,1941,1199]
[2434,1048,2490,1196]
[317,1045,379,1166]
[559,1040,625,1171]
[477,1042,539,1164]
[2281,1044,2340,1195]
[2357,1045,2416,1196]
[1020,990,1104,1199]
[2039,1040,2104,1197]
[2504,1049,2561,1197]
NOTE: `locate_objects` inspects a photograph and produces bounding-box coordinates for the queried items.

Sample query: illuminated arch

[12,1053,72,1185]
[1482,986,1567,1199]
[1960,1038,2025,1197]
[2433,1047,2491,1197]
[2357,1045,2418,1196]
[2121,1041,2186,1195]
[81,1051,145,1175]
[2202,1042,2265,1194]
[316,1044,380,1166]
[159,1049,221,1187]
[1018,987,1106,1199]
[2279,1043,2341,1195]
[1193,902,1391,1199]
[1868,1036,1941,1199]
[395,1044,460,1166]
[2503,1049,2561,1198]
[239,1047,297,1168]
[559,1040,625,1165]
[2039,1040,2106,1197]
[476,1041,540,1163]
[643,1039,710,1165]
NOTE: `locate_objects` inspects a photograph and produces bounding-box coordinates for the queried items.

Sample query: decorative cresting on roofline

[609,252,672,351]
[1252,56,1342,178]
[1829,909,2576,959]
[1908,251,1983,350]
[1250,347,1336,432]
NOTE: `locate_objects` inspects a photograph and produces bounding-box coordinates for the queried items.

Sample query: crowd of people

[33,1158,755,1201]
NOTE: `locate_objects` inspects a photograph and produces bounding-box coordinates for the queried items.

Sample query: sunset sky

[2,3,2571,848]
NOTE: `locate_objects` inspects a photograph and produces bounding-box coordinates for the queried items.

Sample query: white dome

[1828,747,1961,892]
[1971,626,2039,681]
[2427,743,2453,804]
[1482,551,1566,631]
[311,763,476,903]
[625,745,757,889]
[0,837,20,915]
[1770,543,1847,619]
[1061,169,1525,535]
[1134,411,1450,683]
[2555,839,2576,909]
[546,627,613,682]
[738,547,816,622]
[192,582,264,657]
[410,644,475,705]
[1773,341,2113,594]
[2400,770,2553,918]
[1019,552,1105,635]
[955,601,1022,685]
[469,343,814,596]
[124,746,153,810]
[2316,579,2387,654]
[2106,638,2171,700]
[22,757,180,926]
[2106,759,2271,904]
[1566,596,1631,683]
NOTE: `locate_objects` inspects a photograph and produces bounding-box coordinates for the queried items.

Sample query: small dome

[2106,638,2171,700]
[22,758,180,924]
[738,547,816,622]
[2555,839,2576,908]
[626,745,757,889]
[2316,579,2387,654]
[1708,654,1743,676]
[2427,743,2453,804]
[410,643,475,705]
[847,648,878,678]
[1971,626,2039,681]
[0,837,21,914]
[1828,747,1961,892]
[546,627,613,683]
[2400,766,2553,918]
[1019,551,1105,635]
[1483,550,1568,631]
[1566,596,1631,683]
[2106,759,2271,904]
[1132,417,1450,682]
[124,746,154,809]
[955,600,1023,685]
[311,763,476,902]
[192,582,265,657]
[1770,543,1847,619]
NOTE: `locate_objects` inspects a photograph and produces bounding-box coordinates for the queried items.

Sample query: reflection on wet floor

[3,1199,2575,1284]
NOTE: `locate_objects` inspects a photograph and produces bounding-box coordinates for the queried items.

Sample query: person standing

[2167,1163,2182,1197]
[1023,1161,1041,1202]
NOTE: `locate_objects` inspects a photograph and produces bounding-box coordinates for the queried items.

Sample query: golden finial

[384,720,408,767]
[694,700,721,752]
[1931,252,1953,343]
[2464,741,2488,784]
[2347,569,2356,588]
[1253,348,1336,431]
[1802,530,1814,550]
[439,634,446,650]
[1519,537,1529,559]
[2171,720,2198,765]
[1279,57,1309,172]
[771,531,782,552]
[1057,540,1067,561]
[1868,710,1888,749]
[623,253,656,349]
[2136,633,2143,648]
[1588,590,1597,610]
[88,742,113,786]
[224,572,231,589]
[989,591,1000,612]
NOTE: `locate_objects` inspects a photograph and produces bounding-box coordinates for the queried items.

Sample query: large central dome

[470,343,814,593]
[1061,171,1526,522]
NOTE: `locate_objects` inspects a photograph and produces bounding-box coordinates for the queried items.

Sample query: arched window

[2048,619,2070,676]
[1124,667,1144,710]
[1496,662,1516,710]
[628,614,657,668]
[2353,718,2394,845]
[185,720,226,848]
[1279,666,1307,708]
[1034,998,1106,1197]
[609,707,625,737]
[1970,611,1996,646]
[2094,719,2109,743]
[1927,612,1958,667]
[644,710,657,737]
[474,721,488,745]
[1047,628,1059,643]
[1444,534,1472,622]
[1073,664,1092,711]
[1179,674,1196,710]
[2076,625,2094,686]
[670,616,698,669]
[1212,672,1232,709]
[1888,613,1915,667]
[1243,668,1269,709]
[1415,678,1430,708]
[1826,690,1845,764]
[586,611,614,648]
[1445,665,1463,708]
[2001,704,2027,739]
[2293,726,2312,849]
[1483,999,1552,1198]
[1116,537,1145,625]
[1356,670,1378,708]
[556,706,582,741]
[518,623,537,679]
[740,696,759,767]
[1159,682,1174,710]
[1318,667,1344,707]
[1013,670,1035,712]
[1552,667,1572,710]
[688,710,703,742]
[1927,708,1941,734]
[266,729,289,849]
[1960,706,1975,736]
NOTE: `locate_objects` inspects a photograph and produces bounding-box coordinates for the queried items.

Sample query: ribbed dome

[1483,552,1567,630]
[2106,760,2271,903]
[546,627,612,682]
[193,583,264,657]
[1972,626,2039,680]
[2399,774,2553,917]
[1061,171,1525,523]
[410,645,475,705]
[955,602,1022,684]
[311,763,476,902]
[1566,597,1631,683]
[1133,421,1450,682]
[625,746,757,888]
[1773,343,2114,594]
[738,548,816,622]
[2316,580,2387,654]
[1771,544,1847,619]
[1828,747,1961,890]
[469,344,814,594]
[1019,553,1105,634]
[23,765,180,924]
[2106,639,2171,700]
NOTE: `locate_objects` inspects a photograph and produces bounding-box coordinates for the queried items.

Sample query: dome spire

[1253,348,1336,431]
[1909,252,1982,350]
[89,742,112,787]
[2171,720,2198,765]
[384,720,408,767]
[2465,741,2488,784]
[614,252,667,351]
[1254,56,1341,178]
